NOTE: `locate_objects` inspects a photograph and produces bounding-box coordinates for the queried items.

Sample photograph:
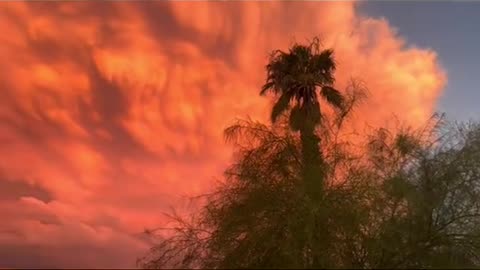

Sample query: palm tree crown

[260,38,344,130]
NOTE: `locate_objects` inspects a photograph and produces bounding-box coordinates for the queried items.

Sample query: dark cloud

[0,177,52,203]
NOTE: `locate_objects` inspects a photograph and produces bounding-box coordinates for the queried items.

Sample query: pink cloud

[0,1,445,267]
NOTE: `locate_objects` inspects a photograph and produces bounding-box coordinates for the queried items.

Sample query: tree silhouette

[138,113,480,269]
[138,40,480,269]
[260,37,344,201]
[354,117,480,268]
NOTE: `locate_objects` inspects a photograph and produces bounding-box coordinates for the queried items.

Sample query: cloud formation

[0,1,445,268]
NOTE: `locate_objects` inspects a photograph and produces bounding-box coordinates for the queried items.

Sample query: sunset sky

[0,1,477,268]
[360,1,480,121]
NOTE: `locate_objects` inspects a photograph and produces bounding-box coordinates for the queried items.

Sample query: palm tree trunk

[300,124,324,202]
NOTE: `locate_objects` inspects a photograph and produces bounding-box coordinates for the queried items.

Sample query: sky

[360,1,480,121]
[0,1,474,268]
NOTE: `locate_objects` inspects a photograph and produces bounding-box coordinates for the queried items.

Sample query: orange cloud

[0,1,445,268]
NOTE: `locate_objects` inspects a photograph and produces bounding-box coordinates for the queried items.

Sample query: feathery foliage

[139,113,480,269]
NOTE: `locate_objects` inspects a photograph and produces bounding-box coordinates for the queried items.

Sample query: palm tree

[260,37,344,201]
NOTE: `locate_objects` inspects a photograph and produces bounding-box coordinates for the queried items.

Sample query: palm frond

[260,81,275,96]
[320,86,344,110]
[271,93,292,123]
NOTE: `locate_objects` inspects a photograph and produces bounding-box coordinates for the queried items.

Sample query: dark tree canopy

[139,110,480,269]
